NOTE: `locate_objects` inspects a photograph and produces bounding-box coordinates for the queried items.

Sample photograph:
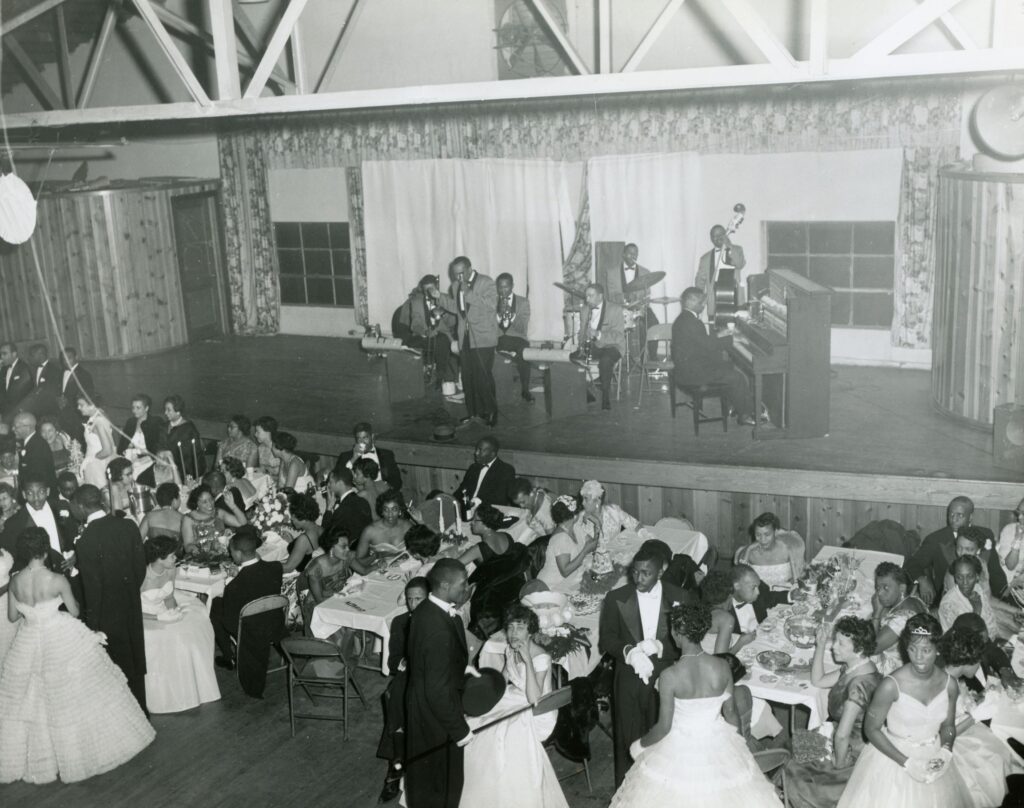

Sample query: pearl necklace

[680,650,705,658]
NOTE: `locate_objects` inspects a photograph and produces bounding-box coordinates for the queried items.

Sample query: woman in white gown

[76,394,116,488]
[0,528,154,783]
[460,603,569,808]
[610,603,782,808]
[733,512,799,591]
[0,548,17,665]
[836,613,971,808]
[140,534,221,713]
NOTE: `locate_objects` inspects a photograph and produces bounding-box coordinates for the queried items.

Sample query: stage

[91,335,1022,558]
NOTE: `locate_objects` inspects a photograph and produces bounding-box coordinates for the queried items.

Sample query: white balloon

[0,173,37,245]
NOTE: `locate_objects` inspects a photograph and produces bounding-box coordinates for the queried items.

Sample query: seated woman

[271,431,307,492]
[403,524,443,577]
[180,484,225,551]
[734,512,799,591]
[252,415,280,478]
[997,495,1024,596]
[221,457,257,510]
[939,626,1024,808]
[836,614,970,808]
[351,490,412,575]
[300,528,353,629]
[116,394,162,488]
[38,417,76,476]
[699,570,755,655]
[139,482,183,542]
[536,495,599,593]
[162,395,205,482]
[462,504,529,638]
[579,479,650,542]
[939,555,998,637]
[102,457,140,517]
[459,503,516,568]
[943,526,992,595]
[353,457,388,518]
[951,612,1022,688]
[0,482,22,535]
[215,414,258,470]
[139,534,221,714]
[282,492,322,575]
[508,477,555,538]
[871,561,926,675]
[460,603,569,808]
[785,617,881,808]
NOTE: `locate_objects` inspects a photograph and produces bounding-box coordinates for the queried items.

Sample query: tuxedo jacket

[439,272,499,349]
[404,598,470,754]
[322,490,374,549]
[0,497,80,566]
[2,358,33,418]
[497,293,531,341]
[695,245,747,317]
[221,559,284,634]
[579,300,626,356]
[599,582,694,677]
[340,446,402,492]
[19,432,57,490]
[618,262,653,305]
[387,610,412,674]
[27,359,62,415]
[903,526,1006,598]
[116,415,165,455]
[671,309,734,387]
[454,457,517,508]
[60,363,94,401]
[728,581,790,627]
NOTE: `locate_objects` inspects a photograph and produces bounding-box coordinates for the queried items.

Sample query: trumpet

[498,297,515,331]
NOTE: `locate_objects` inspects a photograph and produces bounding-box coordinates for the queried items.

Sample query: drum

[562,309,581,342]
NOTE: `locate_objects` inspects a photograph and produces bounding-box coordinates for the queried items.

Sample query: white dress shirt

[29,502,62,555]
[623,264,637,287]
[732,598,758,633]
[238,557,259,571]
[4,364,13,390]
[471,459,495,501]
[588,303,603,333]
[61,364,78,393]
[429,593,459,617]
[637,581,663,641]
[35,366,43,385]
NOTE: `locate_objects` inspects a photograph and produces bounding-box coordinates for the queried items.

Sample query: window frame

[273,221,354,309]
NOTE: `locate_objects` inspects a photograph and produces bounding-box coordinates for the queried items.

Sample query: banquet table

[175,570,227,613]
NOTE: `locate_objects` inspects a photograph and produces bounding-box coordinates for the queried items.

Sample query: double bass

[712,202,746,324]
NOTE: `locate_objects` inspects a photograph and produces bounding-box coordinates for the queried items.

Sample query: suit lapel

[617,590,643,645]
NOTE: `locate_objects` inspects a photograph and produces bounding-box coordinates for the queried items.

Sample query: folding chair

[280,637,368,740]
[753,748,791,806]
[636,323,675,407]
[233,594,289,687]
[539,686,593,793]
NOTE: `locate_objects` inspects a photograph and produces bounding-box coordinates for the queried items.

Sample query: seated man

[671,287,754,425]
[393,274,458,394]
[202,470,246,528]
[453,436,516,514]
[619,243,659,357]
[337,421,402,492]
[571,283,625,411]
[495,273,535,403]
[210,526,285,697]
[729,564,790,633]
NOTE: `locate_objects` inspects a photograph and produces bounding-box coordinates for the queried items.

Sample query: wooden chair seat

[673,381,731,435]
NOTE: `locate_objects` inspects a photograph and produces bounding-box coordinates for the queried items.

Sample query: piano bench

[673,383,730,435]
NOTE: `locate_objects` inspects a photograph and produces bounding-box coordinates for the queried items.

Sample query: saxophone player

[570,283,625,411]
[495,273,534,402]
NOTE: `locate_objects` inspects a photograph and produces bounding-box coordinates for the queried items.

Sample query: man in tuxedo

[73,484,148,711]
[322,465,373,549]
[572,283,625,411]
[26,343,62,417]
[453,436,516,514]
[13,412,56,490]
[729,564,791,638]
[404,558,473,808]
[494,273,535,403]
[904,496,1006,605]
[58,346,93,448]
[210,526,285,697]
[0,477,79,573]
[435,256,499,428]
[695,224,746,321]
[599,544,695,785]
[619,243,660,358]
[0,342,33,423]
[394,275,459,394]
[339,421,402,492]
[672,287,755,425]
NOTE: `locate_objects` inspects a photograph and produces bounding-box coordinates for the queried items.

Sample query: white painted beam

[315,0,363,93]
[130,0,211,105]
[209,0,241,100]
[622,0,687,73]
[243,0,310,99]
[1,0,71,35]
[853,0,965,61]
[923,0,978,50]
[809,0,828,75]
[720,0,800,71]
[525,0,590,75]
[597,0,611,73]
[290,18,308,94]
[77,1,117,109]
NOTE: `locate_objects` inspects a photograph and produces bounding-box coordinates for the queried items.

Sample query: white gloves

[637,639,664,659]
[626,646,656,684]
[629,739,646,761]
[904,748,952,783]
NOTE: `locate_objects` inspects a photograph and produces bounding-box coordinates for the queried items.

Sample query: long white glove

[626,646,655,684]
[629,739,646,761]
[637,639,664,659]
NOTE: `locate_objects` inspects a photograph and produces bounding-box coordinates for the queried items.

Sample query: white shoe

[442,381,456,396]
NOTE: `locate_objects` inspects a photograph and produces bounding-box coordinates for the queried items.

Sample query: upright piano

[726,268,832,440]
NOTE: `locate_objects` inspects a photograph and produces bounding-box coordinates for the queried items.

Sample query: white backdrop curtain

[363,158,576,341]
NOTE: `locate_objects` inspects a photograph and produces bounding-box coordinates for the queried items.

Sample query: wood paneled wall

[0,180,219,358]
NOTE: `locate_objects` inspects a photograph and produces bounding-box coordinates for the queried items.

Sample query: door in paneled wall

[172,191,227,341]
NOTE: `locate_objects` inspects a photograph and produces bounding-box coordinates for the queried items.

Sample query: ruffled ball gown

[0,596,156,783]
[609,692,782,808]
[0,549,18,667]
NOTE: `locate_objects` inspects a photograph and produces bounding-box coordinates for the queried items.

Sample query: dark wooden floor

[88,335,1021,485]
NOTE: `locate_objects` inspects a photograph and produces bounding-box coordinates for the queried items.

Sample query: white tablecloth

[175,571,227,613]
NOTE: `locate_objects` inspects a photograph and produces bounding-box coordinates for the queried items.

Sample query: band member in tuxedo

[394,274,459,394]
[695,225,746,321]
[435,256,499,428]
[0,342,33,423]
[571,283,625,411]
[26,343,62,417]
[599,544,695,786]
[338,421,402,492]
[494,273,534,403]
[453,436,516,515]
[620,243,660,357]
[13,412,57,491]
[58,346,93,448]
[671,287,755,426]
[405,558,474,808]
[729,564,790,633]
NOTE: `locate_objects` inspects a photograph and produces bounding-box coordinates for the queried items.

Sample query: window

[274,222,353,307]
[765,221,895,328]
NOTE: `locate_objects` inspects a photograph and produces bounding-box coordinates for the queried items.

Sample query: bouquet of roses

[533,624,591,663]
[251,486,290,537]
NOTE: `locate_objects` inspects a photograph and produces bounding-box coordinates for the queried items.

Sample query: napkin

[340,574,366,596]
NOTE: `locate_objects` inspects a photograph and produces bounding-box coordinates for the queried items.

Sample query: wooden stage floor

[90,335,1022,486]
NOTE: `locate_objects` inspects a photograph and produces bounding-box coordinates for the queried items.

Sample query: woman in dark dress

[785,616,882,808]
[162,395,205,482]
[117,394,163,488]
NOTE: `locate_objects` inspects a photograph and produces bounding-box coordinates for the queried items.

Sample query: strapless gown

[0,549,17,666]
[141,581,221,714]
[0,596,155,783]
[610,692,782,807]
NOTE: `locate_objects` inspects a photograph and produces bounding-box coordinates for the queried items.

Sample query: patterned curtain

[218,131,280,335]
[345,166,369,326]
[562,168,591,291]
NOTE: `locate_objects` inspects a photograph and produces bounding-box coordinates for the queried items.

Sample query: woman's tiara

[909,626,934,636]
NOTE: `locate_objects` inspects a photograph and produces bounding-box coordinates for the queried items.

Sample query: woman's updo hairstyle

[669,603,712,644]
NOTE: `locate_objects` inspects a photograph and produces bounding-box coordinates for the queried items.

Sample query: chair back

[654,516,695,532]
[776,529,807,577]
[644,323,674,344]
[240,594,289,620]
[752,748,791,775]
[280,637,344,677]
[527,534,551,579]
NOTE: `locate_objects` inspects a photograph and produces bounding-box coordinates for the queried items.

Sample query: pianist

[671,287,755,426]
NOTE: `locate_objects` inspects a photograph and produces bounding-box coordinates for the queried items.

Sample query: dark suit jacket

[59,363,94,400]
[0,498,79,565]
[2,358,33,419]
[340,446,402,492]
[598,581,694,674]
[19,431,57,490]
[222,559,285,634]
[454,457,517,509]
[27,359,62,415]
[76,514,148,680]
[116,415,165,456]
[322,490,374,550]
[695,245,746,318]
[405,598,470,755]
[728,581,790,627]
[579,300,626,356]
[903,526,1006,597]
[387,610,412,674]
[671,309,735,387]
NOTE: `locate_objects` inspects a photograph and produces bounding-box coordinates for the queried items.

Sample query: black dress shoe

[521,391,535,403]
[484,412,498,427]
[215,655,235,671]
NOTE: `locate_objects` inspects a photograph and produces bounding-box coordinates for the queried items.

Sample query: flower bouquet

[251,486,290,536]
[533,623,591,663]
[579,562,628,596]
